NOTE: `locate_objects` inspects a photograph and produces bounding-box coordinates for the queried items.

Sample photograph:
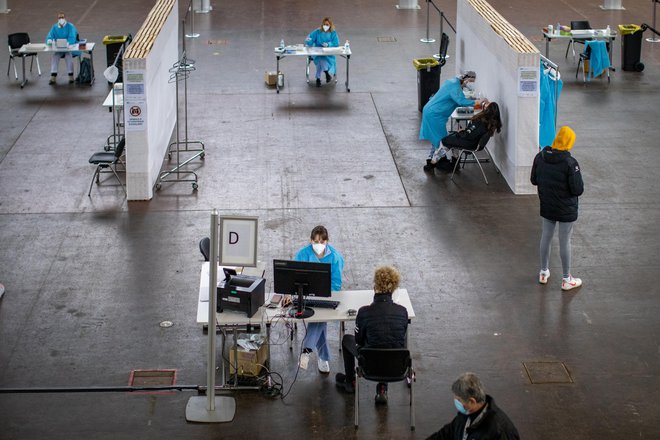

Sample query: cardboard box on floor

[264,71,281,86]
[229,341,268,377]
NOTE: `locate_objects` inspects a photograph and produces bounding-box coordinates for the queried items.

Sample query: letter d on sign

[229,232,239,244]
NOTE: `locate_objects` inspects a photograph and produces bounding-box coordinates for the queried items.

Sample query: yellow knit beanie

[552,126,576,151]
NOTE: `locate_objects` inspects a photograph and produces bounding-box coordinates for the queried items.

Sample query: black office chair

[87,138,126,196]
[354,348,415,431]
[438,32,450,67]
[199,237,210,261]
[450,132,495,185]
[7,33,41,80]
[565,20,592,61]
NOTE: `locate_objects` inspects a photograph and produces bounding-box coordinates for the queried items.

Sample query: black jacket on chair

[530,147,584,222]
[355,293,408,348]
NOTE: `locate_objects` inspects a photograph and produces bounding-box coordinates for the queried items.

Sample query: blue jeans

[303,322,330,361]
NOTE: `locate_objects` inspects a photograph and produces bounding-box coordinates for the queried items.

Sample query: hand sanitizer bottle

[280,39,285,49]
[344,40,350,53]
[606,25,611,36]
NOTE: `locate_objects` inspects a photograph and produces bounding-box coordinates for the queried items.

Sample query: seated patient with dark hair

[434,101,502,171]
[335,265,408,405]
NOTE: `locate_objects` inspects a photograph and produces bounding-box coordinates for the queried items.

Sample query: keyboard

[292,298,340,309]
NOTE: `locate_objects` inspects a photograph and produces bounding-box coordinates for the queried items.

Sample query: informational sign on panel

[124,70,147,132]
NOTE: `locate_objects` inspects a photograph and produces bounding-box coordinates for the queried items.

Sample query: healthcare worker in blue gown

[305,17,340,87]
[420,71,480,172]
[294,225,345,374]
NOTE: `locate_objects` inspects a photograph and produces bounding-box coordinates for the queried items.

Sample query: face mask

[454,399,469,415]
[322,25,330,32]
[58,18,66,26]
[312,243,326,255]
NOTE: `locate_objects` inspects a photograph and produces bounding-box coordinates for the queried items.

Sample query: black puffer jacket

[530,147,584,222]
[355,293,408,348]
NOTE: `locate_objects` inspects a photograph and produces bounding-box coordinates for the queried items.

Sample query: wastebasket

[413,58,440,112]
[103,35,129,83]
[618,24,645,72]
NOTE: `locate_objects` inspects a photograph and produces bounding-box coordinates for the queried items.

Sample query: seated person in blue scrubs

[305,17,340,87]
[45,12,78,84]
[295,225,344,373]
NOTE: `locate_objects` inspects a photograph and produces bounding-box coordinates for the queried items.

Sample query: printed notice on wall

[518,67,538,97]
[124,69,147,131]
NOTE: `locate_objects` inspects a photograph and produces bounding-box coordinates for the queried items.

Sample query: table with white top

[542,29,616,70]
[102,83,124,150]
[18,42,96,88]
[274,44,352,93]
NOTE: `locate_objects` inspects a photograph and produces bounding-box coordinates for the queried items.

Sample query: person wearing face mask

[305,17,340,87]
[425,373,520,440]
[335,266,408,406]
[294,225,344,374]
[420,71,484,172]
[45,12,78,84]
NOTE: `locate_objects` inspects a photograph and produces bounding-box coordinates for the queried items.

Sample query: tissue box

[229,336,268,377]
[264,71,280,86]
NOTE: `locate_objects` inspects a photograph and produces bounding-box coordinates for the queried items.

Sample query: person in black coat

[425,373,520,440]
[335,266,408,404]
[530,126,584,291]
[427,102,502,172]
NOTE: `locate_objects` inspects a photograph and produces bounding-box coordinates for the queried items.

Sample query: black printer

[217,274,266,318]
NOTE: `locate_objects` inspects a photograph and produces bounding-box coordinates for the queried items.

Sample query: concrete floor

[1,0,659,438]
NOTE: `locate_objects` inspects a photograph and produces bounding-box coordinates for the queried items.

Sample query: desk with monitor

[196,261,415,388]
[18,42,96,88]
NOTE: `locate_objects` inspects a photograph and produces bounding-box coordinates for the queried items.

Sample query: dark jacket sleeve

[354,309,367,346]
[530,153,540,186]
[567,158,584,196]
[425,416,462,440]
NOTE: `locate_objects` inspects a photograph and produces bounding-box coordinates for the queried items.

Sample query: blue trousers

[314,58,329,79]
[303,322,330,361]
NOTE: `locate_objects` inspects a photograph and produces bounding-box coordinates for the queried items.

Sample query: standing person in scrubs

[305,17,340,87]
[295,225,345,373]
[420,71,481,172]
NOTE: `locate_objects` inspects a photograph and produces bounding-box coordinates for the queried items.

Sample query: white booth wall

[456,0,539,194]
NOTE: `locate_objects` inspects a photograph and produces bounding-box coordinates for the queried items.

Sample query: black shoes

[316,78,321,87]
[335,373,355,393]
[423,158,435,172]
[374,382,388,405]
[325,70,332,83]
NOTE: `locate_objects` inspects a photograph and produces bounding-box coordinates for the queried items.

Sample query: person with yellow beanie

[530,126,584,291]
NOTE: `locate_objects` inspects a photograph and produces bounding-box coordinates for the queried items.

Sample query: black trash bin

[103,35,129,83]
[413,58,440,112]
[618,24,645,72]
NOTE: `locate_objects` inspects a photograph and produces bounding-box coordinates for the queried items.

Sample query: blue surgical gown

[294,243,344,361]
[419,77,474,148]
[305,28,340,75]
[539,64,563,148]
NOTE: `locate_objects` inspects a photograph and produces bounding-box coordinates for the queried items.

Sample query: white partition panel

[124,0,178,200]
[456,0,539,194]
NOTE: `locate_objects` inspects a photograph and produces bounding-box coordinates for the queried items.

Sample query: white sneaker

[317,359,330,374]
[562,275,582,291]
[299,352,310,370]
[539,269,550,284]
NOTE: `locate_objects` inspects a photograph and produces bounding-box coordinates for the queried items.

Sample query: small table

[275,45,352,93]
[102,83,124,150]
[18,42,96,88]
[542,29,615,71]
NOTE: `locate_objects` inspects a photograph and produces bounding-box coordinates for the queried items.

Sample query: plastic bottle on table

[280,39,285,49]
[344,40,350,53]
[605,25,611,35]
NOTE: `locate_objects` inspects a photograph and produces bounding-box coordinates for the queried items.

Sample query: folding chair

[7,33,41,80]
[565,20,592,62]
[450,132,495,185]
[354,348,415,431]
[576,40,610,83]
[87,138,126,196]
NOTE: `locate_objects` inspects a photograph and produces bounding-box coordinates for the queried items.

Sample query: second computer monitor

[273,259,332,298]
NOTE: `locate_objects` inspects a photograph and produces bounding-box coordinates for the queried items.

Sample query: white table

[542,29,615,70]
[274,45,352,93]
[103,83,124,150]
[18,42,96,88]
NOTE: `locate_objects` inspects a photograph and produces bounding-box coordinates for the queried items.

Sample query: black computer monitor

[273,259,331,319]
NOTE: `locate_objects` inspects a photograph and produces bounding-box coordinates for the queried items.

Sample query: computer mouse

[347,309,357,316]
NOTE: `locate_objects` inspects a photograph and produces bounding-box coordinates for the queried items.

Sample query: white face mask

[322,25,330,32]
[58,18,66,26]
[312,243,326,255]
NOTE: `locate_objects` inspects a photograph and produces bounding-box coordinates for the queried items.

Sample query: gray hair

[451,373,486,403]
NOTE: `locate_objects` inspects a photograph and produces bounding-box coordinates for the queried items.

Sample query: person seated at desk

[305,17,340,88]
[335,266,408,405]
[295,225,345,374]
[434,101,501,172]
[45,12,78,85]
[420,71,483,172]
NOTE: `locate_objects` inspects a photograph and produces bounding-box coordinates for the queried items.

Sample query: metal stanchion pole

[433,12,444,59]
[421,1,436,43]
[647,0,660,42]
[186,2,200,38]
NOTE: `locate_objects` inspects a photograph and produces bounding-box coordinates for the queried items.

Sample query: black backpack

[76,58,92,84]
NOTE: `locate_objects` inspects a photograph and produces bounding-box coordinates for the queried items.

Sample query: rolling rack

[156,51,205,191]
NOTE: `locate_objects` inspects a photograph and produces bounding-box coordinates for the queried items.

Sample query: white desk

[18,42,96,88]
[274,44,352,93]
[542,29,615,70]
[102,84,124,150]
